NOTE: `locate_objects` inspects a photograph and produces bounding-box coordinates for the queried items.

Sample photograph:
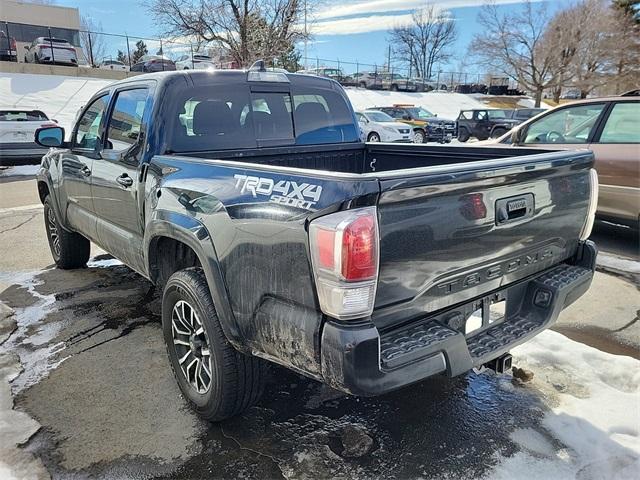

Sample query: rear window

[0,110,49,121]
[169,84,358,152]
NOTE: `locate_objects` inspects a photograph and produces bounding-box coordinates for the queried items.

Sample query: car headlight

[383,126,396,133]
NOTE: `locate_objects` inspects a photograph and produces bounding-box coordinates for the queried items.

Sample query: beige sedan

[488,95,639,229]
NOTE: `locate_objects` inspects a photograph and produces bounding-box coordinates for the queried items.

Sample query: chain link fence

[2,21,523,94]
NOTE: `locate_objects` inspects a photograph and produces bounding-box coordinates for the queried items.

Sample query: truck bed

[178,143,562,174]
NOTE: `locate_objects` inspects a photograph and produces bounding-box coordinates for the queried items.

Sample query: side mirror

[35,126,66,148]
[24,45,29,50]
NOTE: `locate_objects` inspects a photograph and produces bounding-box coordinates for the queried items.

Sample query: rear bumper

[320,241,597,396]
[0,142,47,164]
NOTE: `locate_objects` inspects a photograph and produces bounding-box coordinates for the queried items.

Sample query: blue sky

[54,0,571,71]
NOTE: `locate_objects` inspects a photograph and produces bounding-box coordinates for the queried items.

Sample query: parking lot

[1,172,638,479]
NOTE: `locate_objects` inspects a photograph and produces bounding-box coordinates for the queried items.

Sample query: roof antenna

[249,59,266,72]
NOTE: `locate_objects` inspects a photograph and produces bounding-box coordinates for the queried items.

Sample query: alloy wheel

[171,300,212,394]
[47,207,61,257]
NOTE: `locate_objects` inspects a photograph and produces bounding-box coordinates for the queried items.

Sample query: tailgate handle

[496,194,534,225]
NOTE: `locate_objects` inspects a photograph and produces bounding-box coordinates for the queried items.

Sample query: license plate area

[464,294,508,336]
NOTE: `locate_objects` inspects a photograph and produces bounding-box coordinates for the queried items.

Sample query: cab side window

[598,102,639,144]
[105,88,148,152]
[476,111,488,121]
[74,95,109,150]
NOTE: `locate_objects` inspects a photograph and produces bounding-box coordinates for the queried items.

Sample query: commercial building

[0,0,81,62]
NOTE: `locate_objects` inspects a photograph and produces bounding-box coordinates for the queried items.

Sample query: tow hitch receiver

[484,353,513,374]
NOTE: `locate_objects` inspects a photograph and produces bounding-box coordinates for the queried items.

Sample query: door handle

[116,174,133,187]
[80,165,91,176]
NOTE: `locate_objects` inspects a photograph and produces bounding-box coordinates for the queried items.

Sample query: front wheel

[367,132,381,142]
[457,129,470,142]
[163,268,267,421]
[390,84,398,91]
[413,129,425,143]
[43,195,90,269]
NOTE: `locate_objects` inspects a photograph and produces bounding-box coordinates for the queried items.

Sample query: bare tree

[145,0,308,67]
[471,1,573,107]
[388,5,457,79]
[79,16,106,66]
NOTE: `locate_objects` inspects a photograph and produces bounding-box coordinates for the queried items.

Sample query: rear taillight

[579,169,598,241]
[309,207,379,319]
[10,39,16,50]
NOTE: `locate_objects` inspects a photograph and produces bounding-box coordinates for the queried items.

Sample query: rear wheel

[43,195,90,269]
[413,129,425,143]
[367,132,381,142]
[163,268,267,421]
[359,81,367,88]
[491,127,507,139]
[390,84,399,91]
[457,128,470,142]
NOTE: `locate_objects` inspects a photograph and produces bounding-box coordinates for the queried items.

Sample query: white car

[99,60,128,71]
[24,37,77,66]
[0,109,57,164]
[356,110,413,143]
[175,54,215,70]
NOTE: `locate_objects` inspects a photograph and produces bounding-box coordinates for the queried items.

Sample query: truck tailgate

[372,149,594,329]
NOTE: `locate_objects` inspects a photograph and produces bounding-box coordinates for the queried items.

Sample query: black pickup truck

[34,67,598,421]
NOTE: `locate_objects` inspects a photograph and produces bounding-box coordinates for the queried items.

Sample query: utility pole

[303,0,308,70]
[387,44,391,72]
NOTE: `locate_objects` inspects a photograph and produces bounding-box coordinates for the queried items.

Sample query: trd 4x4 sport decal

[234,174,323,210]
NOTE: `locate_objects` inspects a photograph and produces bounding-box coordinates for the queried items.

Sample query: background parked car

[377,104,456,143]
[175,54,215,70]
[356,110,413,142]
[353,71,382,89]
[296,67,357,86]
[379,73,417,91]
[98,59,128,71]
[130,55,176,72]
[24,37,77,66]
[0,109,57,165]
[456,109,522,142]
[0,31,17,62]
[509,108,546,121]
[492,96,640,229]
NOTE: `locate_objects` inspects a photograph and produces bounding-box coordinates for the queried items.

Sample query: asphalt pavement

[0,175,638,479]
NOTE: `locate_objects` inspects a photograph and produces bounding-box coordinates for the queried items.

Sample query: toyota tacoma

[34,65,598,421]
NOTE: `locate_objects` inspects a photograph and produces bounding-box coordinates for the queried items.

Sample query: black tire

[359,81,367,89]
[162,268,267,422]
[413,129,426,143]
[491,127,507,139]
[43,195,90,269]
[457,128,470,142]
[367,132,381,142]
[390,84,399,91]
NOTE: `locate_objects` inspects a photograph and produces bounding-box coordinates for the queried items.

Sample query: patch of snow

[344,88,486,120]
[0,320,49,480]
[597,252,640,277]
[0,165,40,177]
[490,330,640,479]
[87,257,123,268]
[0,270,65,393]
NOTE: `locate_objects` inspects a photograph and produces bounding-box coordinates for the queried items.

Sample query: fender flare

[144,210,243,350]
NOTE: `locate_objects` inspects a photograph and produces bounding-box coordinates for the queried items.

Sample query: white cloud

[312,0,547,35]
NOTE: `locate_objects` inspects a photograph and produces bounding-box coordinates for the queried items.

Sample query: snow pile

[344,87,486,119]
[1,72,488,128]
[0,165,40,177]
[491,330,640,479]
[0,73,113,132]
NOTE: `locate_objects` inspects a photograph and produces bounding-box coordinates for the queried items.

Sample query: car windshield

[487,110,511,119]
[406,107,434,119]
[364,111,395,122]
[0,110,49,121]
